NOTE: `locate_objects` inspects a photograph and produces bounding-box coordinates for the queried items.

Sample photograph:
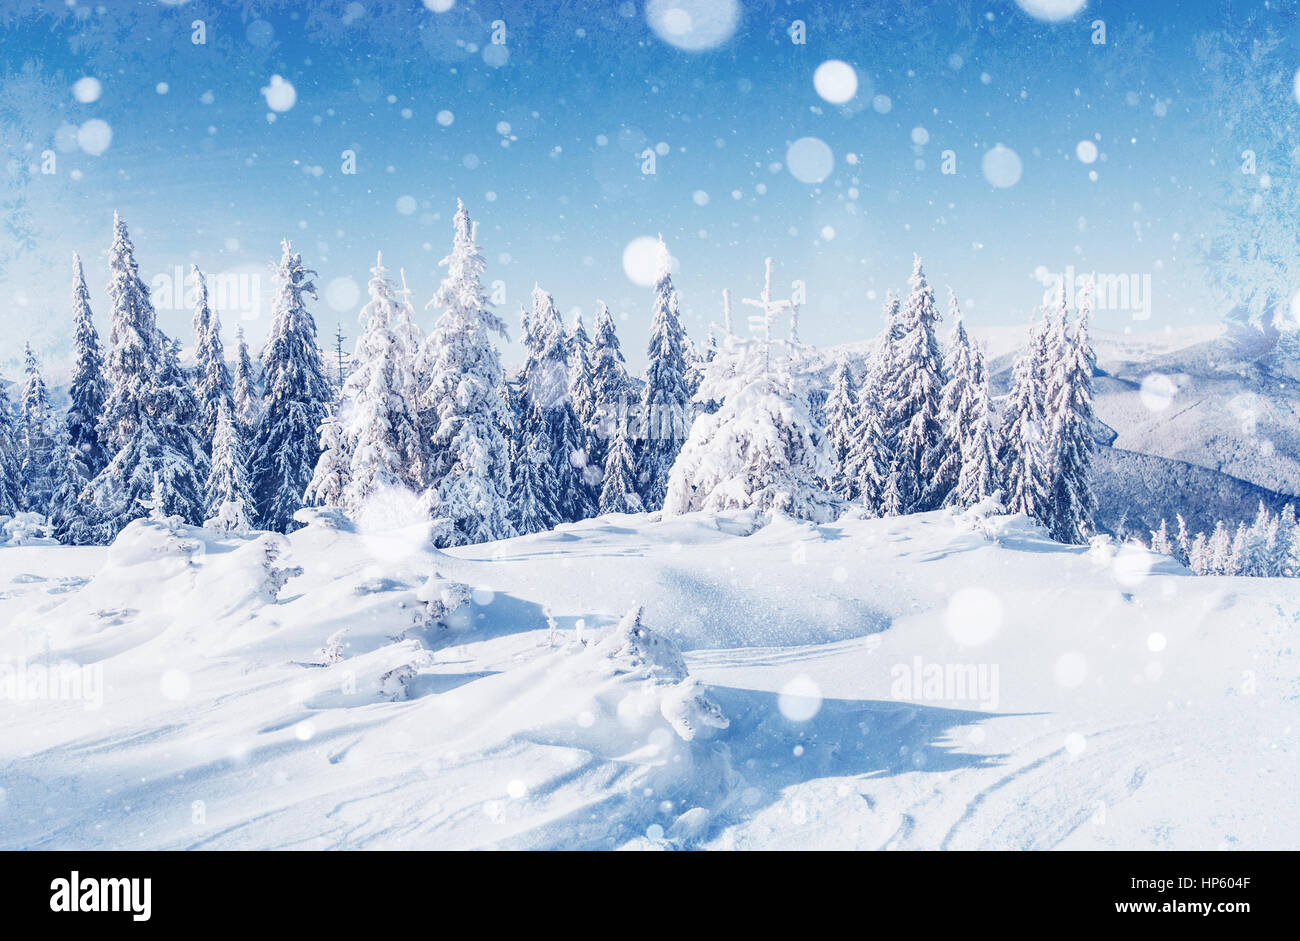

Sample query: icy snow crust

[1,506,1296,850]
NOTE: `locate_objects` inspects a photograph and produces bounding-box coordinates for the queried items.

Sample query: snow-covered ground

[1,506,1296,850]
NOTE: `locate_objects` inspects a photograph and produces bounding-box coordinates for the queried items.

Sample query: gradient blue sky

[1,0,1297,377]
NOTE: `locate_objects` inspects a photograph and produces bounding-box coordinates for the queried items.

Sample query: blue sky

[1,0,1297,377]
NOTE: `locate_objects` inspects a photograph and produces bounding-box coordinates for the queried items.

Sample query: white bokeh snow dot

[77,119,112,156]
[395,195,417,215]
[646,823,665,840]
[778,674,823,722]
[621,236,663,287]
[1139,373,1177,411]
[1112,543,1154,587]
[159,669,191,701]
[423,0,455,11]
[872,94,892,113]
[325,276,361,312]
[1015,0,1086,21]
[786,137,834,184]
[436,109,454,126]
[911,126,930,145]
[1076,140,1098,164]
[646,0,740,51]
[506,779,528,799]
[820,225,835,241]
[294,720,315,742]
[72,76,102,103]
[692,189,709,206]
[982,144,1022,188]
[1147,632,1167,652]
[945,587,1003,646]
[1054,651,1088,688]
[1064,732,1087,756]
[813,60,858,104]
[261,75,296,112]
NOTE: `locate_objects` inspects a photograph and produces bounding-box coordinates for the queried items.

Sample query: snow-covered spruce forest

[4,201,1104,550]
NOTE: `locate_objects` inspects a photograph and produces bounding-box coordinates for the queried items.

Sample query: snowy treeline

[0,204,1100,549]
[1148,503,1300,578]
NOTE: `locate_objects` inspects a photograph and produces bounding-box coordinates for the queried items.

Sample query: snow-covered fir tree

[250,239,333,532]
[998,317,1051,520]
[567,310,604,503]
[509,433,559,535]
[1150,519,1175,556]
[952,344,1000,508]
[204,402,254,534]
[843,295,901,514]
[518,284,593,524]
[89,213,207,537]
[308,252,424,515]
[51,252,110,543]
[414,202,517,546]
[598,424,643,515]
[1042,283,1098,544]
[232,325,261,433]
[392,268,426,360]
[932,292,976,505]
[18,343,56,514]
[823,358,859,499]
[664,289,835,523]
[64,251,109,479]
[304,417,348,510]
[636,237,692,510]
[887,256,948,512]
[191,266,235,450]
[589,300,633,457]
[0,377,24,516]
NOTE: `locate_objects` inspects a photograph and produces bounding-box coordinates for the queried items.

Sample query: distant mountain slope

[1091,445,1293,539]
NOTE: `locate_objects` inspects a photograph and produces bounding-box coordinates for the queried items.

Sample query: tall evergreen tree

[18,343,56,514]
[823,358,859,499]
[1042,285,1098,544]
[89,213,207,536]
[309,252,425,514]
[520,284,593,523]
[0,377,24,516]
[664,308,835,523]
[414,202,516,546]
[888,256,947,512]
[933,292,976,505]
[52,252,109,543]
[65,251,108,478]
[250,239,333,532]
[192,266,235,450]
[953,345,999,508]
[232,325,261,433]
[598,424,643,515]
[589,300,633,452]
[998,339,1050,520]
[204,402,254,534]
[637,237,692,510]
[509,433,559,535]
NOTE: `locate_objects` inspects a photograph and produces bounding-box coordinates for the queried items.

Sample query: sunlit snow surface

[1,505,1297,850]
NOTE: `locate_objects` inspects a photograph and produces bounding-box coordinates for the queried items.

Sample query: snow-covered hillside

[2,506,1295,850]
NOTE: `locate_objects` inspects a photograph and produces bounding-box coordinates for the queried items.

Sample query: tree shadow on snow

[700,685,1026,837]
